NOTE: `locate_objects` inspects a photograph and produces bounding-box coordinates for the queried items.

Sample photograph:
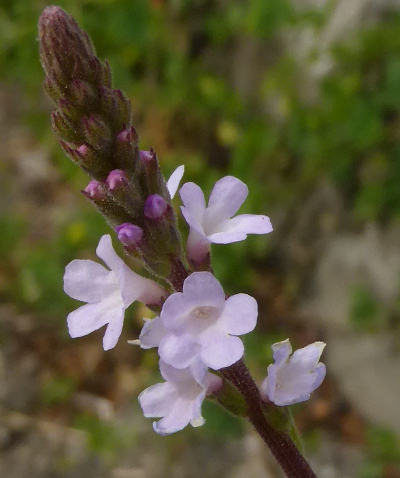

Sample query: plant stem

[221,359,317,478]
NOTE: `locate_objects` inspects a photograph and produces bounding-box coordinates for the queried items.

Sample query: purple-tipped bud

[117,127,137,144]
[139,150,154,162]
[76,144,90,157]
[83,180,106,200]
[106,169,128,191]
[144,194,168,220]
[115,223,143,247]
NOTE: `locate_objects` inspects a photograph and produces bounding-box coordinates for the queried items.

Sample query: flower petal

[119,264,165,308]
[182,271,225,310]
[271,339,292,365]
[158,360,202,384]
[167,165,184,199]
[103,312,124,350]
[161,272,225,333]
[180,182,206,220]
[311,362,326,392]
[139,317,168,349]
[96,234,124,272]
[207,214,272,244]
[206,229,247,244]
[207,176,248,222]
[200,333,244,370]
[153,398,194,435]
[291,342,326,369]
[220,294,258,335]
[139,382,177,418]
[190,391,206,427]
[223,214,273,235]
[67,293,123,340]
[180,182,206,234]
[159,333,201,369]
[64,259,116,303]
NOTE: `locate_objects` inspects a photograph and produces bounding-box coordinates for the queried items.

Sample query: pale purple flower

[260,339,326,406]
[166,165,184,199]
[64,234,165,350]
[155,272,258,370]
[138,360,221,435]
[180,176,273,263]
[115,223,143,247]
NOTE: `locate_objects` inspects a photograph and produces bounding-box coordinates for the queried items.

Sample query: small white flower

[260,339,326,406]
[167,165,184,199]
[153,271,258,370]
[139,360,219,435]
[64,234,166,350]
[180,175,273,263]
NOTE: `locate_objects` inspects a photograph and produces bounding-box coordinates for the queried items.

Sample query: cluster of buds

[39,7,325,478]
[39,6,185,287]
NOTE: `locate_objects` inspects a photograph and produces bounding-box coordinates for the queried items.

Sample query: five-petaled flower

[64,234,166,350]
[138,359,221,435]
[138,271,258,370]
[180,175,273,263]
[260,339,326,406]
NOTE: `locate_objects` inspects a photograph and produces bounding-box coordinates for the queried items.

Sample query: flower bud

[106,169,128,191]
[82,180,106,200]
[115,223,143,247]
[139,150,154,162]
[82,115,111,147]
[51,111,81,143]
[144,194,168,220]
[69,79,97,107]
[99,87,131,131]
[117,127,138,144]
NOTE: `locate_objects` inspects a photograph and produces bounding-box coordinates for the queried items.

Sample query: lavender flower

[64,235,165,350]
[156,272,258,370]
[260,339,326,406]
[139,360,221,435]
[180,175,273,264]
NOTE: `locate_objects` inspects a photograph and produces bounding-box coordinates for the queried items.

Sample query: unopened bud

[106,169,128,191]
[83,180,106,200]
[82,115,111,147]
[115,223,143,247]
[69,79,97,106]
[99,87,131,131]
[144,194,168,219]
[51,111,81,143]
[139,150,154,162]
[117,127,137,144]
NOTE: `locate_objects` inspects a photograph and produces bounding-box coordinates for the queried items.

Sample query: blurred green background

[1,0,400,477]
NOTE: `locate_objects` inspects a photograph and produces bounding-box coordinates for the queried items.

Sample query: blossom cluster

[39,5,326,439]
[64,172,326,434]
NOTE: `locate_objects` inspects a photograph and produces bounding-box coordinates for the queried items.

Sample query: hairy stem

[221,359,317,478]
